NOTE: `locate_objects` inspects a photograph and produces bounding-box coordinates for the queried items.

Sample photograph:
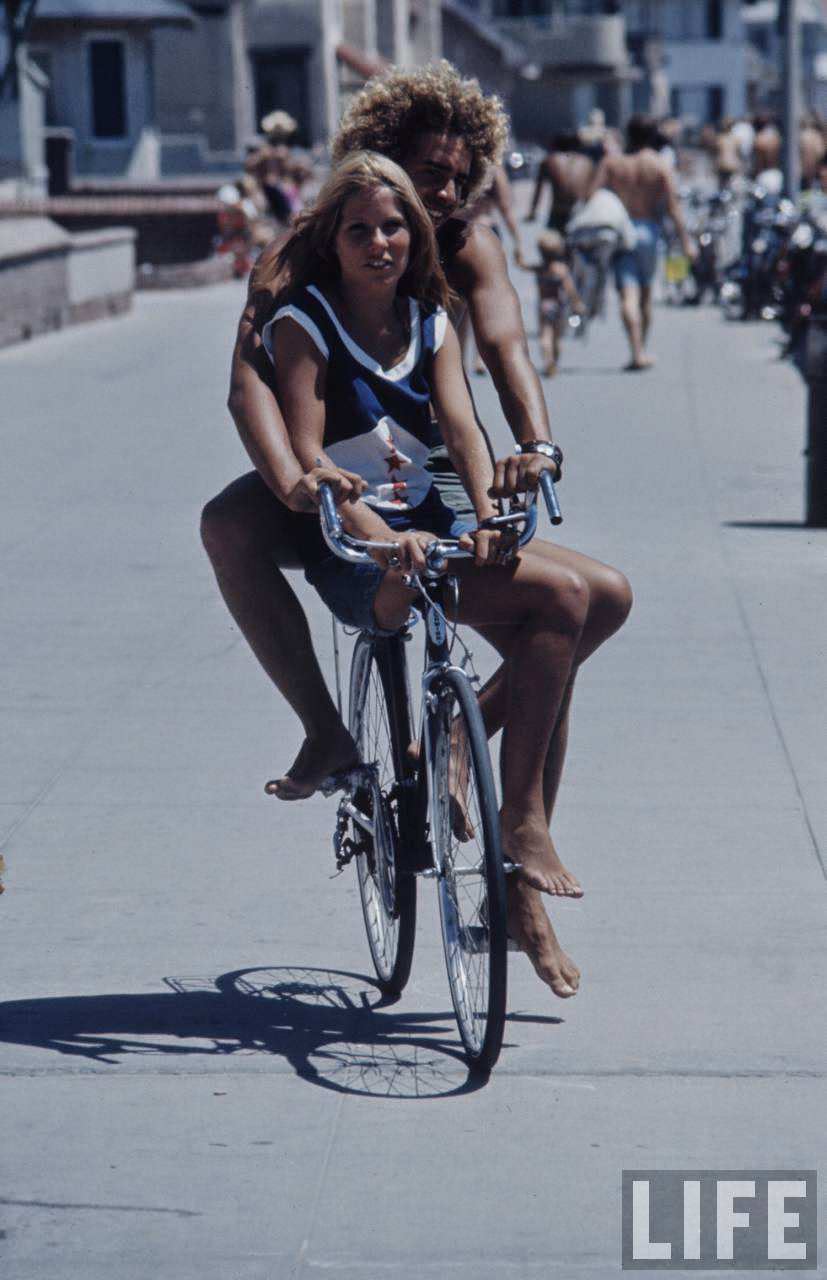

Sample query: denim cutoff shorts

[305,485,474,632]
[613,218,661,290]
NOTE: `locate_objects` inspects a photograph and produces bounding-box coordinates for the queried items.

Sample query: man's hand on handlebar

[488,452,560,500]
[470,525,519,567]
[285,465,367,514]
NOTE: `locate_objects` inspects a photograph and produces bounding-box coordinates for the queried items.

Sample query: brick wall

[0,248,68,347]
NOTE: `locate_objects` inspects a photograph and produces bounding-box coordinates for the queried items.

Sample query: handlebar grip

[539,469,563,525]
[318,481,342,538]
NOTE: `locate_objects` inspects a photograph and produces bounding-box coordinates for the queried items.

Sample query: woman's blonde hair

[256,151,452,310]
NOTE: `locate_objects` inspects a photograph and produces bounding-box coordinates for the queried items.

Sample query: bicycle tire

[429,666,507,1073]
[348,633,417,996]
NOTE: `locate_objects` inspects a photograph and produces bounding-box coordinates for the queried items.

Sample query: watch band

[520,441,563,474]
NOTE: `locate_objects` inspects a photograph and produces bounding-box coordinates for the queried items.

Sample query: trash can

[44,128,75,196]
[804,314,827,527]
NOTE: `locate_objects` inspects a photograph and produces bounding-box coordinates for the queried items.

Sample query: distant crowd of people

[702,112,827,192]
[216,110,314,277]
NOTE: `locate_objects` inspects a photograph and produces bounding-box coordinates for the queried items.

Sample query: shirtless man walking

[527,132,596,235]
[589,114,694,371]
[201,63,632,1000]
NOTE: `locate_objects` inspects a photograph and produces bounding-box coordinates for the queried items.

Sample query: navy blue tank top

[263,284,447,514]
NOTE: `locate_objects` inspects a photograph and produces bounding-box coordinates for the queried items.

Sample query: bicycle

[567,223,620,340]
[315,471,561,1074]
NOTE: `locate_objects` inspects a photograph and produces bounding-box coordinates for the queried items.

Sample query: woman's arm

[430,322,499,522]
[270,317,394,544]
[228,293,366,511]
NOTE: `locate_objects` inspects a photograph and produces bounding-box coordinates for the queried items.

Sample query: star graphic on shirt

[384,447,405,474]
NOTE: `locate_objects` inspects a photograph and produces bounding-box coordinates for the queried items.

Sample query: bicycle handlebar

[318,467,562,574]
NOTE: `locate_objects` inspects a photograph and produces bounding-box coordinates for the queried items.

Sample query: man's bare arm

[492,166,523,262]
[226,244,365,510]
[527,162,548,221]
[663,167,695,257]
[586,154,610,200]
[227,298,303,502]
[451,225,552,447]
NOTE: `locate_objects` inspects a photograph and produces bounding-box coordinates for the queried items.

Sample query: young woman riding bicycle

[264,152,594,975]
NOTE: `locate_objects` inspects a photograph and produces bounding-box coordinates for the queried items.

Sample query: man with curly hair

[201,62,632,1000]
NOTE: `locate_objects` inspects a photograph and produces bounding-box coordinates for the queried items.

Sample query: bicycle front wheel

[348,634,416,996]
[429,667,507,1073]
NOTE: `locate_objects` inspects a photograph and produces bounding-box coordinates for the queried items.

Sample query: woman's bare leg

[200,475,358,796]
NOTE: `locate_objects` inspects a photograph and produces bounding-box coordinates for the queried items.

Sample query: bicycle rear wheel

[348,633,416,995]
[429,667,507,1073]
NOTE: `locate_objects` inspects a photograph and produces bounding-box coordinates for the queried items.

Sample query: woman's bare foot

[266,727,360,800]
[506,880,580,998]
[623,355,654,372]
[501,809,583,897]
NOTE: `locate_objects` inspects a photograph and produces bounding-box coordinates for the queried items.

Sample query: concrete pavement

[1,264,825,1277]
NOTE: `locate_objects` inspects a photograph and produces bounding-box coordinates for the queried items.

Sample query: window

[252,49,310,145]
[89,39,127,139]
[492,0,552,15]
[706,0,723,39]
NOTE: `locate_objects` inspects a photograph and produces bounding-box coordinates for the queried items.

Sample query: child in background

[524,230,584,377]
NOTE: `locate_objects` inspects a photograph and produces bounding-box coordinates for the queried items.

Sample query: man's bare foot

[506,880,580,998]
[266,728,360,801]
[501,810,583,897]
[623,355,654,372]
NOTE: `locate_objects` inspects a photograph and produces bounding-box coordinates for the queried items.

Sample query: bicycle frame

[321,473,556,871]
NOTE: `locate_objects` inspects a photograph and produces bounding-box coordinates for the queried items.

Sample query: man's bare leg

[475,542,632,863]
[640,283,653,346]
[200,482,358,796]
[618,283,652,370]
[506,880,580,998]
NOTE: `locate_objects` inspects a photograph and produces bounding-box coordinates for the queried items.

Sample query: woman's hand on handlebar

[285,465,367,514]
[488,451,560,499]
[368,530,451,575]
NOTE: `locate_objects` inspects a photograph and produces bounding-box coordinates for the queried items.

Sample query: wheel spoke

[347,640,415,993]
[431,678,506,1068]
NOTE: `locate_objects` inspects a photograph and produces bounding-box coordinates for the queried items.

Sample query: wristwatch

[520,440,563,477]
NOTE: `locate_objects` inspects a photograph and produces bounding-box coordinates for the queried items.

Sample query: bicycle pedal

[503,860,523,875]
[319,766,370,798]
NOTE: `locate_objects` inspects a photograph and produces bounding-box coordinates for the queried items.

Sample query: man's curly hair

[332,61,508,205]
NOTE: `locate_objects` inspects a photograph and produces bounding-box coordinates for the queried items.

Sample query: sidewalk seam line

[682,322,826,882]
[293,1090,346,1280]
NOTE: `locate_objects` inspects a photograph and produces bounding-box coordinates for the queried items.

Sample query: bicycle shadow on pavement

[0,966,554,1098]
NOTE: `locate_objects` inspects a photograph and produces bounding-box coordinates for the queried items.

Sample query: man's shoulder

[444,219,508,294]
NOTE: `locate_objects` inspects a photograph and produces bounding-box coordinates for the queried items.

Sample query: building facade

[154,0,443,172]
[26,0,196,180]
[743,0,827,120]
[452,0,748,129]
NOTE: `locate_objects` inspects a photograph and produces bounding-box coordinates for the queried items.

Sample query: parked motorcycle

[720,186,797,322]
[775,209,827,371]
